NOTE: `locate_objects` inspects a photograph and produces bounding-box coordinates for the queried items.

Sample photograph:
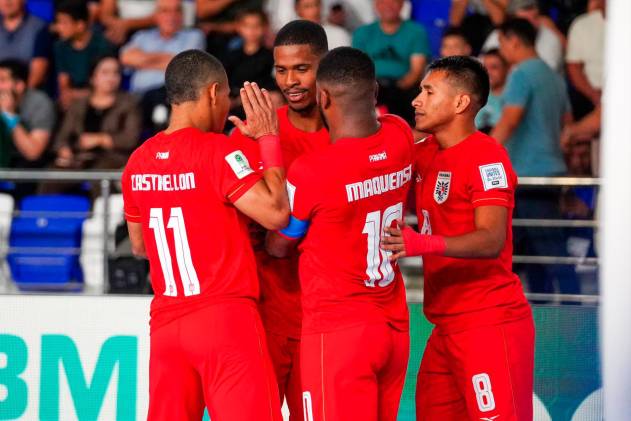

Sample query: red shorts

[147,300,282,421]
[416,317,535,421]
[301,322,409,421]
[266,331,303,421]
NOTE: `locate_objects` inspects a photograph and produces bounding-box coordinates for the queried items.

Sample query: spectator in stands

[439,26,471,57]
[295,0,351,48]
[42,55,141,196]
[0,59,55,168]
[492,18,579,298]
[449,0,508,54]
[99,0,157,45]
[475,48,507,133]
[222,8,277,119]
[566,0,605,118]
[120,0,204,134]
[561,104,601,176]
[482,0,564,74]
[54,1,115,110]
[352,0,430,124]
[0,0,52,89]
[0,114,10,167]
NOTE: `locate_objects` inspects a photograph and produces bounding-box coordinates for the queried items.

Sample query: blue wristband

[1,112,20,131]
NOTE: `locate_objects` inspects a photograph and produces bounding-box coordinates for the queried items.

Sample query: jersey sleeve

[280,157,318,239]
[468,145,516,209]
[121,159,141,223]
[215,133,263,203]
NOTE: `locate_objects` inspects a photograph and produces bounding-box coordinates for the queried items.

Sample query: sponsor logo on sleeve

[225,150,254,179]
[479,163,508,191]
[433,171,451,204]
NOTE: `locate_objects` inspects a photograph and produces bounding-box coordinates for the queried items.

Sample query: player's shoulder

[466,131,511,161]
[379,114,414,146]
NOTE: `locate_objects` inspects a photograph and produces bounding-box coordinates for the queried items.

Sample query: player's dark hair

[427,55,490,111]
[56,0,89,23]
[274,20,328,56]
[165,50,226,105]
[498,18,537,47]
[317,47,375,103]
[480,48,507,67]
[0,59,28,83]
[235,7,269,25]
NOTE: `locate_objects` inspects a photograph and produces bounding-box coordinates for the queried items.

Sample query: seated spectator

[296,0,351,49]
[352,0,430,124]
[0,0,52,89]
[439,26,471,57]
[482,0,564,74]
[54,1,115,110]
[492,18,579,298]
[475,48,507,132]
[222,9,276,118]
[566,0,604,118]
[99,0,157,45]
[449,0,508,54]
[120,0,204,134]
[42,56,141,196]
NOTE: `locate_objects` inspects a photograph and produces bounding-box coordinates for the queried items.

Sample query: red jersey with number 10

[414,132,531,334]
[122,127,263,332]
[287,115,413,335]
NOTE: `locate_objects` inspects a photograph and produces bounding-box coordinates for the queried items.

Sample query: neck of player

[328,109,380,143]
[165,104,204,134]
[287,104,324,132]
[433,119,478,149]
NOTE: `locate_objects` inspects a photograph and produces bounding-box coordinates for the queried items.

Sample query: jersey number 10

[149,207,201,297]
[362,202,403,288]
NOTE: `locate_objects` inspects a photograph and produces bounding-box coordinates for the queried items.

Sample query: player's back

[122,128,261,332]
[289,115,413,334]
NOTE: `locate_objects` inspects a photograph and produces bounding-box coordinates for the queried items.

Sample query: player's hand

[381,219,407,262]
[228,81,278,139]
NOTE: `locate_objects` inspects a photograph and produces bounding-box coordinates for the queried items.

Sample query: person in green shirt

[352,0,431,124]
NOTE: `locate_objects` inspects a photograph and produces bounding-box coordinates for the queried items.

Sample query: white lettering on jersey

[479,163,508,191]
[156,151,170,160]
[369,151,388,162]
[131,173,196,191]
[345,165,412,203]
[225,150,254,179]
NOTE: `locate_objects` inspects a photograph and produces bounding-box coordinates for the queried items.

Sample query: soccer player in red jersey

[230,20,330,421]
[121,50,288,421]
[381,56,535,420]
[266,47,413,421]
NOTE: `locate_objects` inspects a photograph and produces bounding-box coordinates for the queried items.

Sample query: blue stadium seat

[8,195,90,290]
[26,0,55,23]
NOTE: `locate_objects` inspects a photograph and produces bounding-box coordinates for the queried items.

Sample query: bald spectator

[295,0,351,49]
[566,0,605,117]
[482,0,564,73]
[0,0,52,89]
[353,0,430,124]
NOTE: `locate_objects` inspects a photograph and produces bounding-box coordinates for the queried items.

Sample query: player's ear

[319,88,331,110]
[455,93,471,115]
[208,82,219,106]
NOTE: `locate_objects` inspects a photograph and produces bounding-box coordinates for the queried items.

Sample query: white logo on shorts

[303,391,314,421]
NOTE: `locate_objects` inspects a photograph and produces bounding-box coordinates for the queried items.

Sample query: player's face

[411,70,458,133]
[274,44,320,113]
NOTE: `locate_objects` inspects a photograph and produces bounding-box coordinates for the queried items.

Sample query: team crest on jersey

[433,171,451,204]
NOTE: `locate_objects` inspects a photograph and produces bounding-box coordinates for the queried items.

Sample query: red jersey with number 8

[287,115,413,335]
[122,127,263,332]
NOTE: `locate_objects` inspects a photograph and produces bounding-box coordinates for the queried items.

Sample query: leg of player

[284,338,304,421]
[416,331,469,420]
[147,318,205,421]
[445,318,535,421]
[266,332,304,421]
[377,327,410,421]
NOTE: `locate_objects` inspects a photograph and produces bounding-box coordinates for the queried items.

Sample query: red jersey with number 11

[287,115,413,335]
[122,127,263,332]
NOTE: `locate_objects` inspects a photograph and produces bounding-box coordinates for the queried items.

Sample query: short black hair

[317,47,375,101]
[480,48,507,66]
[0,59,28,83]
[498,18,537,47]
[56,0,89,22]
[274,20,328,56]
[427,55,490,111]
[442,26,469,42]
[165,50,226,105]
[88,54,119,78]
[235,7,269,25]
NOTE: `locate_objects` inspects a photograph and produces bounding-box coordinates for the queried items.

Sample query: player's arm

[265,216,308,258]
[381,206,507,261]
[127,221,147,258]
[490,105,524,145]
[229,82,289,230]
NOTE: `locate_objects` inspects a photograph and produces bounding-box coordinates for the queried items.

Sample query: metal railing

[0,170,601,297]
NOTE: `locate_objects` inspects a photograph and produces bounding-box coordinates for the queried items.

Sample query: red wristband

[401,226,446,257]
[258,135,283,170]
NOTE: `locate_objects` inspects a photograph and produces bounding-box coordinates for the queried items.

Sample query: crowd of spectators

[0,0,604,293]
